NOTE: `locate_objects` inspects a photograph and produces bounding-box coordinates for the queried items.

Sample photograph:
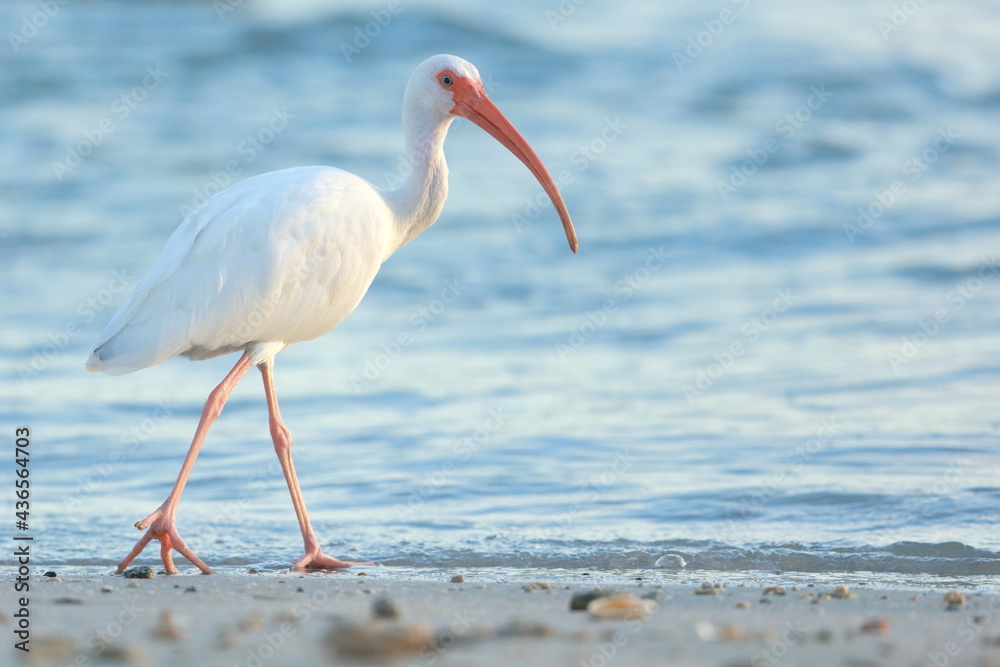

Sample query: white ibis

[86,54,578,574]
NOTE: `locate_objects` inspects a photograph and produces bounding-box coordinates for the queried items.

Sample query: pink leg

[258,358,372,571]
[117,351,253,575]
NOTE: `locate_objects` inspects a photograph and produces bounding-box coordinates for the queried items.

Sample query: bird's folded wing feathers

[87,167,388,374]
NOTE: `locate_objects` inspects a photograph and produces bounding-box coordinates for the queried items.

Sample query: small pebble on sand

[587,593,656,620]
[570,590,612,611]
[97,644,149,665]
[373,596,401,620]
[523,582,553,592]
[451,574,465,583]
[497,620,556,637]
[830,585,858,600]
[859,618,890,635]
[217,628,239,650]
[327,622,432,660]
[27,636,76,663]
[152,610,184,642]
[944,591,966,606]
[641,590,668,603]
[121,566,155,579]
[238,614,264,633]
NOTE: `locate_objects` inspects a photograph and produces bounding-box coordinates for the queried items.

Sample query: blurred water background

[3,0,1000,580]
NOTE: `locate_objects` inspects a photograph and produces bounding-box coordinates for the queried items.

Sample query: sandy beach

[2,567,997,667]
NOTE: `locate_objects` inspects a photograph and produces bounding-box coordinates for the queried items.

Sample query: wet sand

[1,568,997,666]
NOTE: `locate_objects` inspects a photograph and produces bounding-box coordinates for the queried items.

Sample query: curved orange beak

[449,77,579,254]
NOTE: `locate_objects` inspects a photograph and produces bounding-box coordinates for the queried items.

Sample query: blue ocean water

[2,0,1000,579]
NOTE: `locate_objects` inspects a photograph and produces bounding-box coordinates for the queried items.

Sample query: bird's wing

[87,166,392,375]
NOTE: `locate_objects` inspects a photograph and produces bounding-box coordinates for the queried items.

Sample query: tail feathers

[86,344,148,376]
[85,324,179,376]
[84,351,105,373]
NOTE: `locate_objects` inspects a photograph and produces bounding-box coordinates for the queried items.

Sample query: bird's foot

[116,507,214,575]
[292,548,374,572]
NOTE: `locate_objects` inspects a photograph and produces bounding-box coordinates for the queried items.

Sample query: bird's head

[406,54,578,254]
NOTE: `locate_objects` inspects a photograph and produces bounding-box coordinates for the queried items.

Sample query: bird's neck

[384,109,455,252]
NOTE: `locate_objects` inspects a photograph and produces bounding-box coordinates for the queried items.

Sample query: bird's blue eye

[441,75,453,86]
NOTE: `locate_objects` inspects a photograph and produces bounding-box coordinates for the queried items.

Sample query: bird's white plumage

[87,166,395,374]
[87,55,491,376]
[87,53,574,378]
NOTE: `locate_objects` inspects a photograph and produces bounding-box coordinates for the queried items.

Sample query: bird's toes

[134,508,165,531]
